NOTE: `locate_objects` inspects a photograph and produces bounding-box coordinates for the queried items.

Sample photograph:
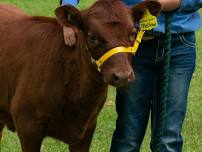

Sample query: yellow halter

[92,30,145,71]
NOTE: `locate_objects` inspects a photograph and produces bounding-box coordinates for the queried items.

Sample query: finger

[69,35,77,46]
[64,36,72,46]
[68,37,74,46]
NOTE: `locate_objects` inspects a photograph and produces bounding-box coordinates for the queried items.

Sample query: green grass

[0,0,202,152]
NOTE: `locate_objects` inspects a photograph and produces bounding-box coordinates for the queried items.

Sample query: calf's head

[55,0,161,88]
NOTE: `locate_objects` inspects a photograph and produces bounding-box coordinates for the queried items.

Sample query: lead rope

[153,13,172,152]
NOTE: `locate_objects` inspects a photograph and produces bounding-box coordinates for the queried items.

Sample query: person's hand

[144,0,181,12]
[159,0,181,12]
[63,26,77,47]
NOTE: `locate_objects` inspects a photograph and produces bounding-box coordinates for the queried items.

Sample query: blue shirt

[62,0,202,33]
[61,0,78,7]
[124,0,202,33]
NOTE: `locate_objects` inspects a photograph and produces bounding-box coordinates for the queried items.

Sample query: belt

[135,30,164,41]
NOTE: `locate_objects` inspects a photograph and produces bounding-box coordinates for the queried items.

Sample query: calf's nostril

[112,73,121,82]
[112,72,128,82]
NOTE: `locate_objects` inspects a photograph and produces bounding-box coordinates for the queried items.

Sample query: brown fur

[0,0,161,151]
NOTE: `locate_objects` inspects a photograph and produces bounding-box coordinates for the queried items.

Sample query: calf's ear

[131,0,161,23]
[55,5,83,29]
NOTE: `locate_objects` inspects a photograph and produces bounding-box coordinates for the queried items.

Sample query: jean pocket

[179,33,196,48]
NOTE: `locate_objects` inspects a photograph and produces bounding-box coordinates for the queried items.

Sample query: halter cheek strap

[91,30,145,71]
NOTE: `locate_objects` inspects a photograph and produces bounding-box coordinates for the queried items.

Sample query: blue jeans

[110,32,196,152]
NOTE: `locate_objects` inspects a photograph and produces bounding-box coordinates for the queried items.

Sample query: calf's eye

[87,33,100,46]
[129,29,137,43]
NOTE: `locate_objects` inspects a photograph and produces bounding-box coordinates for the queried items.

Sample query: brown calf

[0,0,161,151]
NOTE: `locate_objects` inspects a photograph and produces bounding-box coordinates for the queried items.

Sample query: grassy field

[0,0,201,152]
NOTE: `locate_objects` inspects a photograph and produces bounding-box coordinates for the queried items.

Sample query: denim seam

[179,34,196,48]
[155,39,164,62]
[181,34,196,46]
[152,73,157,129]
[155,39,159,61]
[150,73,158,151]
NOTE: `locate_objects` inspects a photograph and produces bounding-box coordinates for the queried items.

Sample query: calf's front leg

[69,125,96,152]
[11,101,45,152]
[15,116,44,152]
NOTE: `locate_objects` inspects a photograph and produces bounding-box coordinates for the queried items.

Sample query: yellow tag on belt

[139,9,158,31]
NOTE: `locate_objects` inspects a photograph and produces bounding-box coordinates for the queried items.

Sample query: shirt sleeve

[179,0,202,12]
[61,0,79,6]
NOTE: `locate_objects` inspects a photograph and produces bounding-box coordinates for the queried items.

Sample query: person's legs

[110,68,154,152]
[151,32,196,152]
[111,38,164,152]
